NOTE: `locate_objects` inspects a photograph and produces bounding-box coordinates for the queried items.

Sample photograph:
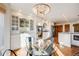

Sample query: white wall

[0,4,13,56]
[3,4,11,50]
[0,4,12,55]
[0,13,4,49]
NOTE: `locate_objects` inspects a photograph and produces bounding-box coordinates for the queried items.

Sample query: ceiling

[10,3,79,23]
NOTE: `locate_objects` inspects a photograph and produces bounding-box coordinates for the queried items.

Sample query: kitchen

[0,3,79,56]
[53,21,79,56]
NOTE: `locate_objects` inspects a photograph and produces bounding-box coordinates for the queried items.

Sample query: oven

[72,33,79,46]
[74,35,79,41]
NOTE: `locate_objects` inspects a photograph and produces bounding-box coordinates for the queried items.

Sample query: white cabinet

[10,15,34,50]
[10,16,20,50]
[11,34,20,50]
[58,33,72,47]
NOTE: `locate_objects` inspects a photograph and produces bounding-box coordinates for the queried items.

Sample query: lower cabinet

[11,34,21,50]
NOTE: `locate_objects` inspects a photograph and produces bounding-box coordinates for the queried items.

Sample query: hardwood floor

[53,43,79,56]
[11,44,79,56]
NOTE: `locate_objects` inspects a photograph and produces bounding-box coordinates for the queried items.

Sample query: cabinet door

[11,16,19,34]
[65,24,70,32]
[11,34,20,50]
[20,18,29,33]
[73,24,79,32]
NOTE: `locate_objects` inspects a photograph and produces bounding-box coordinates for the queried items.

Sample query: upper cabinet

[11,16,19,34]
[11,15,34,34]
[73,23,79,32]
[64,24,70,32]
[19,18,30,33]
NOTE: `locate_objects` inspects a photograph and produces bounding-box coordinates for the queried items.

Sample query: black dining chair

[2,49,17,56]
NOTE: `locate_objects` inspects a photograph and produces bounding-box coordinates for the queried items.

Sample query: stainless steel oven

[72,33,79,46]
[74,35,79,41]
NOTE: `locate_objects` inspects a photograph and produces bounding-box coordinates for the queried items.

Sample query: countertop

[59,32,79,34]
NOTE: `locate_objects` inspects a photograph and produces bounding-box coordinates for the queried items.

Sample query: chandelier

[33,3,51,17]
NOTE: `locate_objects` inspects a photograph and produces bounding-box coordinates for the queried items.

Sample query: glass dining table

[32,48,48,56]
